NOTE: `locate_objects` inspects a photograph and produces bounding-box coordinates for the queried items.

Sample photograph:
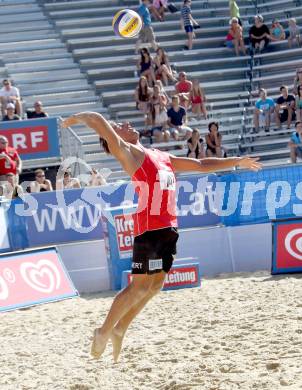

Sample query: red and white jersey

[131,147,177,237]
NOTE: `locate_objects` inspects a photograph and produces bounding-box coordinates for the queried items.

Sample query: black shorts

[132,227,179,275]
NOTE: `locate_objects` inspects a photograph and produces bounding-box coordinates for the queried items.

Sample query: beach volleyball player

[62,113,261,362]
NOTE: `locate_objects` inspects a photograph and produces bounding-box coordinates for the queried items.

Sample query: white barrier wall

[57,223,273,293]
[57,240,110,293]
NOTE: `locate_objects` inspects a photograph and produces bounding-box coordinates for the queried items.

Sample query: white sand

[1,271,302,390]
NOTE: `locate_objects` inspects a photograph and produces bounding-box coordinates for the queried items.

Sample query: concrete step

[11,69,85,84]
[6,59,78,73]
[0,39,65,54]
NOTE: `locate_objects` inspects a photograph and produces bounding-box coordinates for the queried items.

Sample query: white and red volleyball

[112,9,142,38]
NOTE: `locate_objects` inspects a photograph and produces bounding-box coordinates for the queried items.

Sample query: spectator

[154,47,176,85]
[296,86,302,121]
[136,0,158,54]
[175,71,192,109]
[30,169,53,193]
[0,135,22,182]
[269,19,285,41]
[289,121,302,163]
[56,169,81,190]
[206,122,226,158]
[155,80,170,102]
[288,18,301,48]
[181,0,200,50]
[2,103,21,121]
[275,85,296,129]
[253,88,275,133]
[0,79,22,117]
[293,68,302,95]
[89,168,107,187]
[189,79,207,119]
[26,101,48,119]
[249,15,270,53]
[151,94,170,143]
[229,0,242,26]
[226,17,246,56]
[149,0,168,21]
[135,76,153,130]
[167,95,192,140]
[187,128,205,158]
[0,173,22,200]
[137,48,156,86]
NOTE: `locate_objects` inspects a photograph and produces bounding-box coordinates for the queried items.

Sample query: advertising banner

[121,262,201,291]
[0,247,78,312]
[0,117,60,160]
[101,206,136,290]
[272,219,302,274]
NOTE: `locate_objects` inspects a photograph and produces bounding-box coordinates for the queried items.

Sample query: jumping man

[62,113,261,362]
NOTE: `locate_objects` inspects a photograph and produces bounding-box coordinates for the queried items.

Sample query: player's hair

[99,137,110,154]
[99,120,116,154]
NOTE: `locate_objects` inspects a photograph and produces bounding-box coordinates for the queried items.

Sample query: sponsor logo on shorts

[149,259,163,271]
[114,214,134,256]
[132,262,143,270]
[164,267,198,287]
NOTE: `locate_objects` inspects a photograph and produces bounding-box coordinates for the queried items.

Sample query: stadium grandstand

[0,0,302,182]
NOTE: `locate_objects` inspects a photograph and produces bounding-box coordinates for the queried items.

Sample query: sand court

[1,271,302,390]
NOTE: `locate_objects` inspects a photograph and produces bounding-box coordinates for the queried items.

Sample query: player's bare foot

[111,326,125,363]
[90,328,109,359]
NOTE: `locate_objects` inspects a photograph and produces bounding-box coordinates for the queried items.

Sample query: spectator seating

[0,0,107,171]
[5,0,302,180]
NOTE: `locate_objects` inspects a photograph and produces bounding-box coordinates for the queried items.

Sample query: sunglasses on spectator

[36,174,45,178]
[0,140,8,144]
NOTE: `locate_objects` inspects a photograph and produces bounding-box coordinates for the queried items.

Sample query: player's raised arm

[61,112,129,161]
[170,155,262,173]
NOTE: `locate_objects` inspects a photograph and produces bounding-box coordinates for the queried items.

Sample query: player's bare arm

[170,155,262,173]
[62,112,143,176]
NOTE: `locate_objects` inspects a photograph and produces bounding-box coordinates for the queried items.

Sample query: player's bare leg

[91,274,154,359]
[111,271,166,362]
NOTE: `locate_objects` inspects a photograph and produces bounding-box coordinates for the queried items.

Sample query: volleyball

[112,9,142,38]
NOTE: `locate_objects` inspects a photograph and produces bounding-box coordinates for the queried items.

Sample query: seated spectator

[293,68,302,95]
[296,86,302,122]
[56,169,81,190]
[135,76,153,130]
[175,71,192,109]
[137,47,156,86]
[153,47,176,86]
[167,95,192,140]
[189,79,208,119]
[226,17,246,56]
[155,80,170,102]
[2,103,21,121]
[149,0,168,21]
[288,18,301,48]
[275,85,296,129]
[89,168,107,187]
[30,169,53,193]
[0,173,22,200]
[253,88,275,132]
[269,19,285,41]
[0,135,22,182]
[187,128,205,158]
[249,15,270,53]
[26,101,48,119]
[151,94,170,143]
[206,122,226,158]
[0,79,22,117]
[289,121,302,163]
